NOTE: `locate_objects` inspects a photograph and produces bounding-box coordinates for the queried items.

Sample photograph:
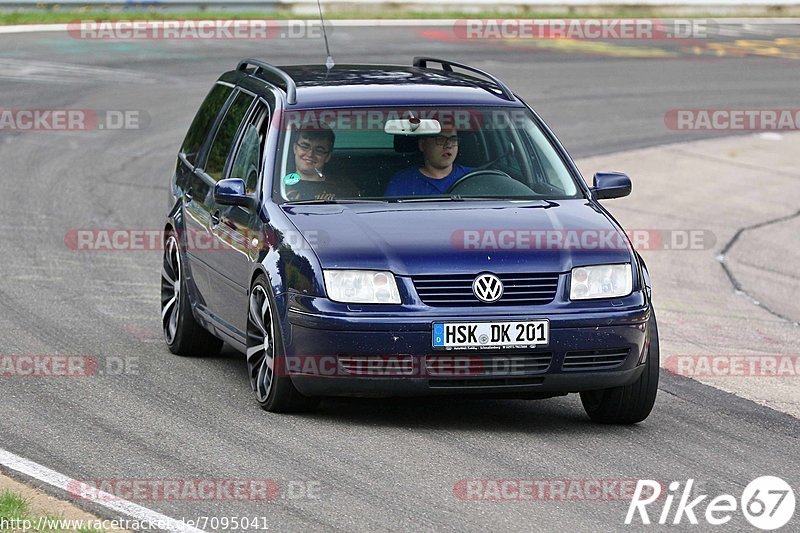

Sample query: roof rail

[413,57,515,102]
[237,59,297,105]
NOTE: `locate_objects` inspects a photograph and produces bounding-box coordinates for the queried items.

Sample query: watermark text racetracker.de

[0,355,138,377]
[267,355,623,379]
[451,229,715,252]
[68,20,325,40]
[67,479,321,502]
[66,228,713,253]
[64,228,328,252]
[665,109,800,131]
[664,355,800,378]
[453,478,653,501]
[0,109,148,132]
[452,19,714,40]
[280,107,549,133]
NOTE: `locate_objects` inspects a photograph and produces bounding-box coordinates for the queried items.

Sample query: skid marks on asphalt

[0,58,158,84]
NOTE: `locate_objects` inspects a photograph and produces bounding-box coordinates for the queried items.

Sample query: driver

[384,127,472,196]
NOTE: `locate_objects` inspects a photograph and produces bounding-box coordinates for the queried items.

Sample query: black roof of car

[233,58,525,109]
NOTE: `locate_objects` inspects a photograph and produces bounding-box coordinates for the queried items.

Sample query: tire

[161,230,223,357]
[246,274,319,413]
[580,312,660,424]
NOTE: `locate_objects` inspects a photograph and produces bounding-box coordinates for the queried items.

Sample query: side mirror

[592,172,631,200]
[214,178,254,209]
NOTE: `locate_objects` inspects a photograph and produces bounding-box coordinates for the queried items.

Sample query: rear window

[180,83,233,164]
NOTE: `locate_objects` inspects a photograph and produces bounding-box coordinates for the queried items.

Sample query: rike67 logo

[626,477,795,530]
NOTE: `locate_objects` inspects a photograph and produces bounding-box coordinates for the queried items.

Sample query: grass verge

[0,489,103,533]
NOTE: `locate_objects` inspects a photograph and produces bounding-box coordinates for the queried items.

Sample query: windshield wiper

[459,197,561,207]
[285,198,388,205]
[395,196,560,206]
[395,196,464,203]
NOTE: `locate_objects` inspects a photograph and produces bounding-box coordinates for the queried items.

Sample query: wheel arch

[249,262,292,350]
[162,210,206,325]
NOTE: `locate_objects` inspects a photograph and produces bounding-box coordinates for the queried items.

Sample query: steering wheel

[446,169,534,196]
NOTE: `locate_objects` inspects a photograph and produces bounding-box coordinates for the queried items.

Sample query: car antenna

[316,0,335,71]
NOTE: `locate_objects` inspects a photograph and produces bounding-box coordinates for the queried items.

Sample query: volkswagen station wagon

[161,57,659,424]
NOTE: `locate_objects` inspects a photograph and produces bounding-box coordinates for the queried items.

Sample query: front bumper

[283,298,652,397]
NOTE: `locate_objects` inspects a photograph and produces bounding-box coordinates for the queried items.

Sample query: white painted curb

[0,447,206,533]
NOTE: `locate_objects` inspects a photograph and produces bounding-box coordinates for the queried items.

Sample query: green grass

[0,8,794,25]
[0,489,104,533]
[0,489,28,517]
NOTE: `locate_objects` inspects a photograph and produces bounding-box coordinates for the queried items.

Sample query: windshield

[273,106,583,204]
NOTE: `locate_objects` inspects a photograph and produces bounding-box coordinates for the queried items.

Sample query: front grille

[562,349,630,370]
[413,273,560,306]
[338,355,415,376]
[426,352,553,377]
[429,377,545,388]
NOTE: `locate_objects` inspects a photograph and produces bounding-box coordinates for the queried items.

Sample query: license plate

[432,320,549,350]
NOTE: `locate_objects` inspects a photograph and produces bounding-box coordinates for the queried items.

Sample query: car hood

[281,200,634,276]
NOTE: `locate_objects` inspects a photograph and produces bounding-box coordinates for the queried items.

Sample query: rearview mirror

[592,172,631,200]
[214,178,254,209]
[384,118,441,136]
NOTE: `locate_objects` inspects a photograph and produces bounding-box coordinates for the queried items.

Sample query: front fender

[253,202,326,350]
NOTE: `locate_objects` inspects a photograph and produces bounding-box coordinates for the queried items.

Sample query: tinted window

[229,104,270,194]
[274,106,581,202]
[205,91,255,181]
[334,130,393,149]
[180,84,233,164]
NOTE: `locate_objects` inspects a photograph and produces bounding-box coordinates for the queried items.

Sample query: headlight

[323,270,401,304]
[570,264,632,300]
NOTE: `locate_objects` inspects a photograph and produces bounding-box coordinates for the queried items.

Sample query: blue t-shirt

[384,164,472,197]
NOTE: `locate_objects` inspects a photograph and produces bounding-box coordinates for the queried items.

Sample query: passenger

[285,125,358,201]
[384,128,472,197]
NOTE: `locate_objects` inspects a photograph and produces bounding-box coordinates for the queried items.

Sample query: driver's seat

[456,131,486,168]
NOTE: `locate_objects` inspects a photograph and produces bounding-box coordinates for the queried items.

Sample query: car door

[206,96,274,336]
[178,82,235,311]
[188,88,256,328]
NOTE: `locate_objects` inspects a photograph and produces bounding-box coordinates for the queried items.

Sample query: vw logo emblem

[472,273,504,303]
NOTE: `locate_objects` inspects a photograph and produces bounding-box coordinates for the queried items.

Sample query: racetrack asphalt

[0,22,798,531]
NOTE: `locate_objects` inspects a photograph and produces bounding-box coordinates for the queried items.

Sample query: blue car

[162,57,659,423]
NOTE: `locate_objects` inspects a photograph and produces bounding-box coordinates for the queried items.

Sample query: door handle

[184,188,193,203]
[211,210,221,226]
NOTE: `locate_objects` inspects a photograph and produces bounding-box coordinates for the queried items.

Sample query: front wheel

[580,313,660,424]
[246,275,319,413]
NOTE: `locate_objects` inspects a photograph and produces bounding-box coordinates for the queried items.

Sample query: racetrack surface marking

[0,447,206,533]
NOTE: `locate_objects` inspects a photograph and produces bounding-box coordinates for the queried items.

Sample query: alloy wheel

[161,235,181,344]
[247,284,275,403]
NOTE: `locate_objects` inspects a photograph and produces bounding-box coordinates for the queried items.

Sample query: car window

[516,116,578,195]
[229,103,270,194]
[274,106,582,202]
[180,83,233,165]
[334,130,394,149]
[205,91,255,181]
